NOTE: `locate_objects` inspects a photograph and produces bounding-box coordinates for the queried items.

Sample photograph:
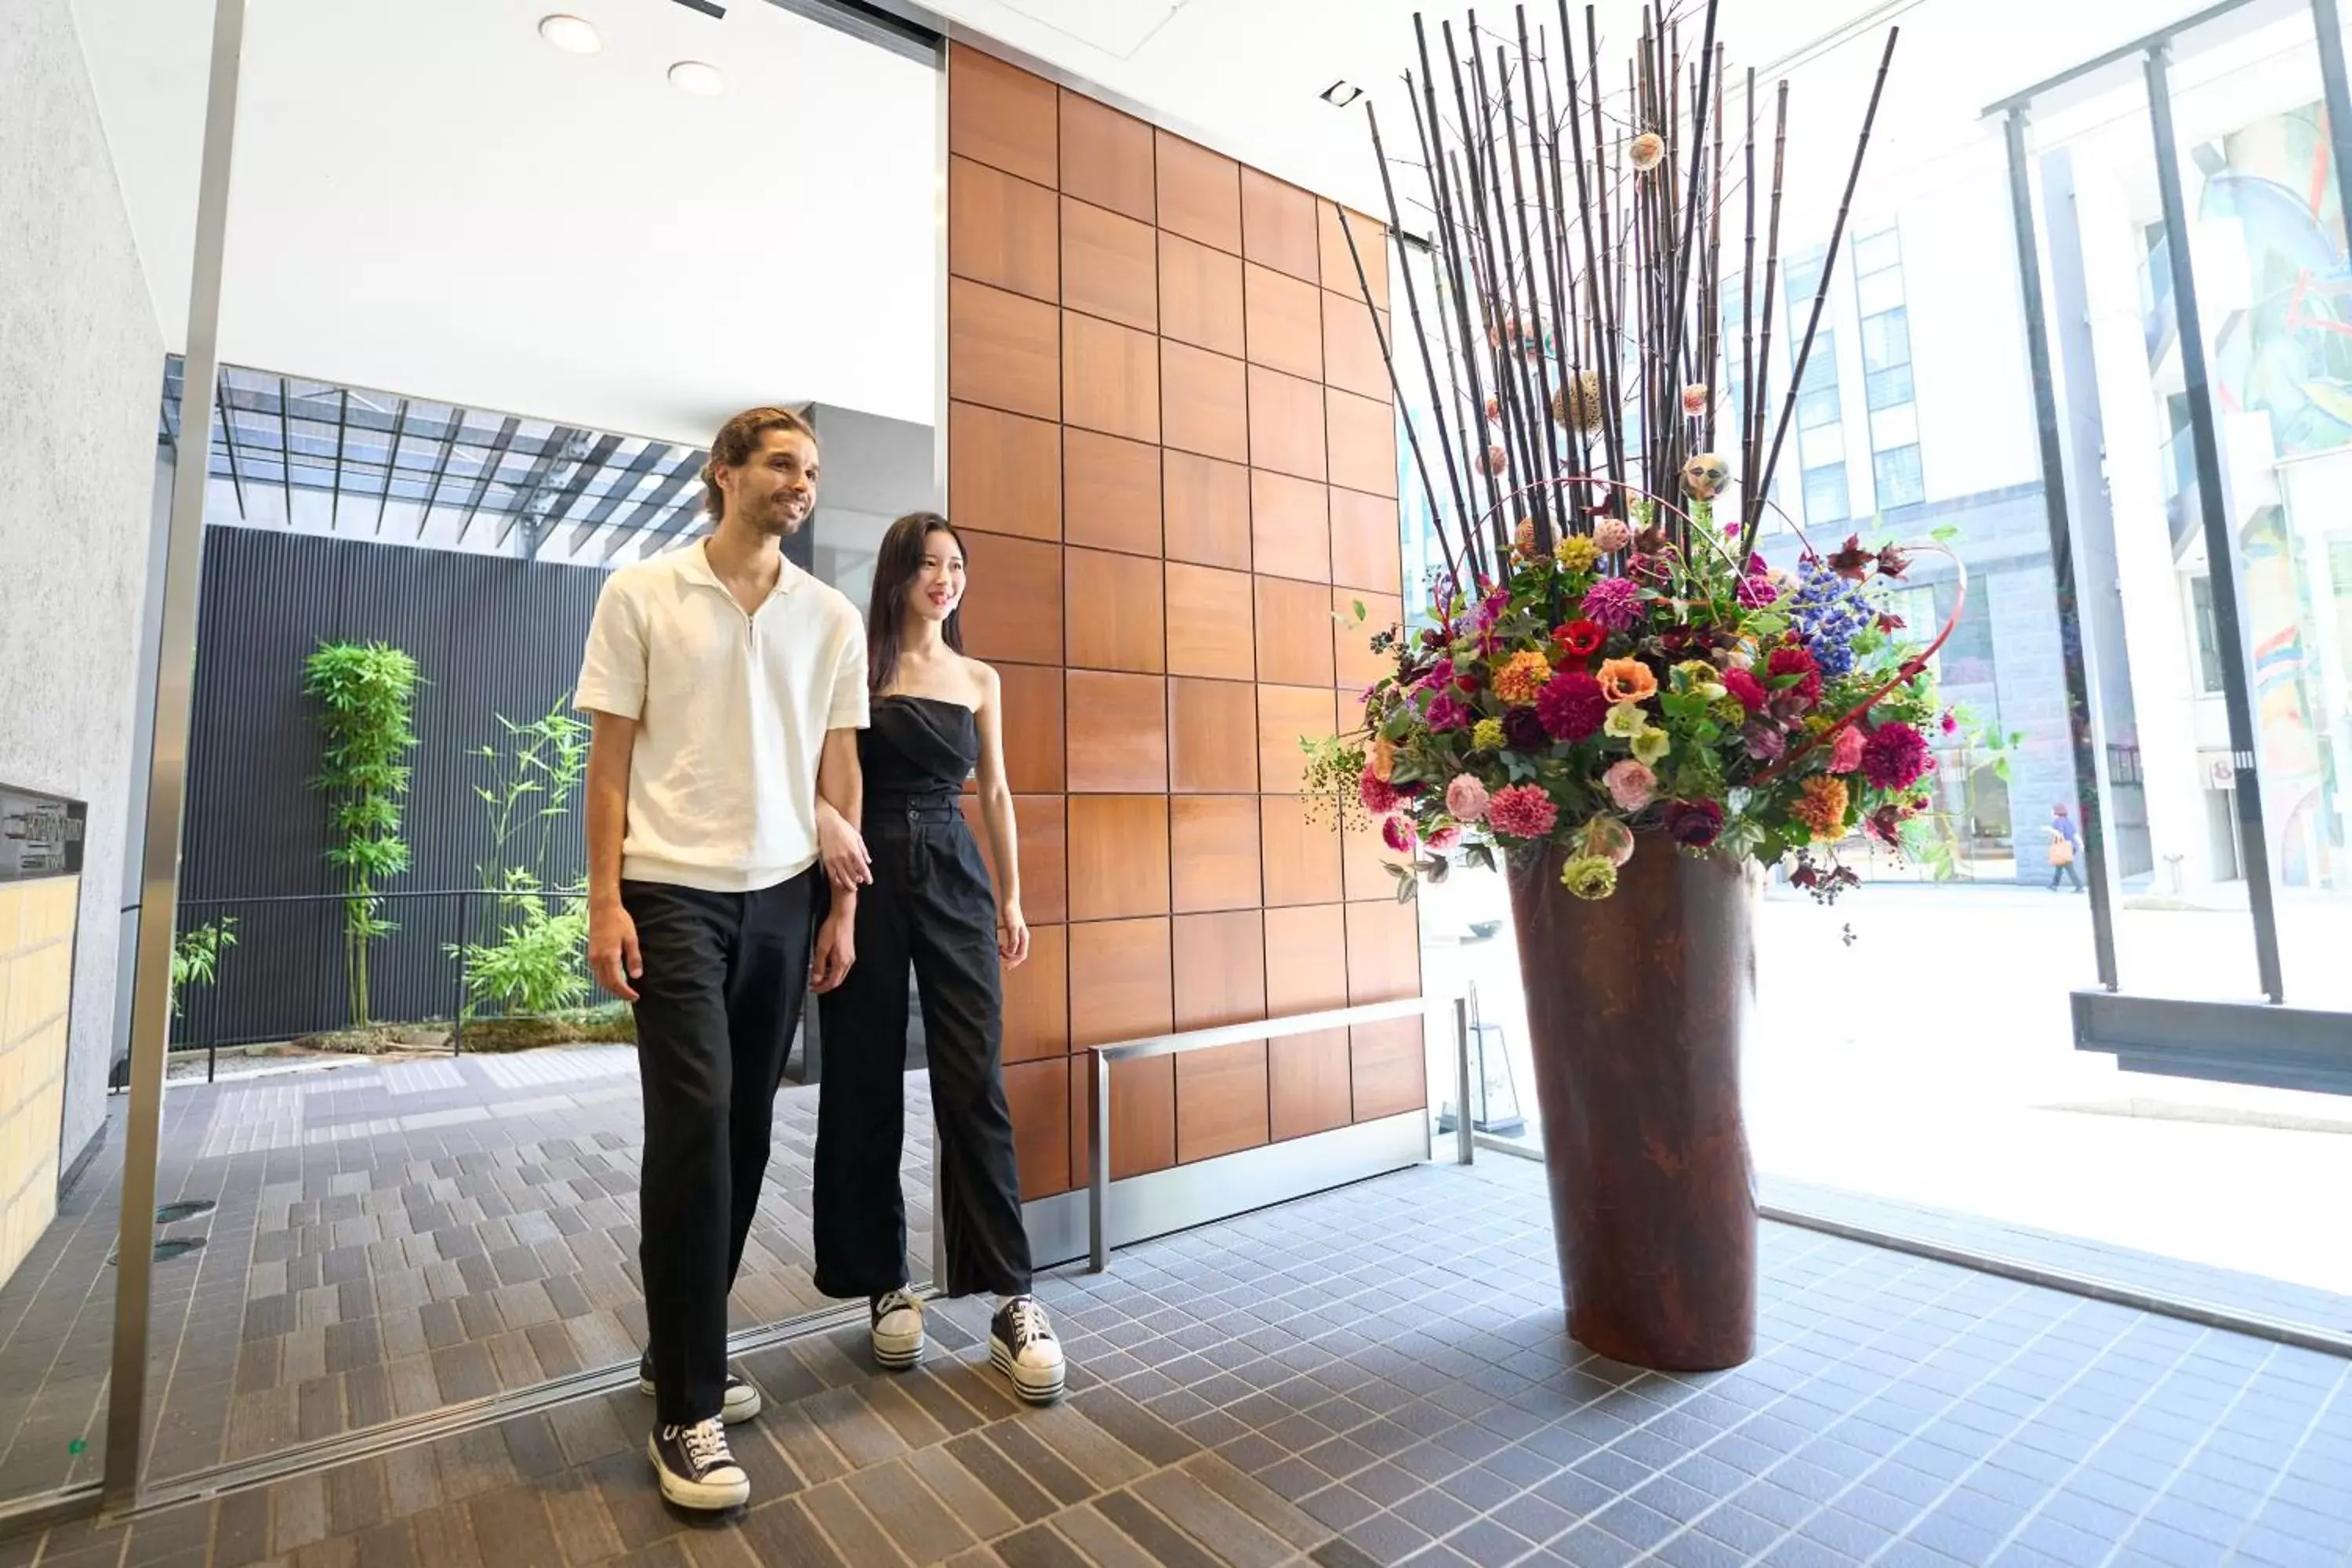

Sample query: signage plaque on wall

[0,783,86,883]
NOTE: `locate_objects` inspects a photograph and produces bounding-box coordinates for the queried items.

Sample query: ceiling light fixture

[668,60,726,97]
[537,13,602,55]
[1320,80,1364,107]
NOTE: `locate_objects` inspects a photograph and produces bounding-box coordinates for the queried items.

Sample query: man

[576,405,866,1512]
[2047,801,2084,892]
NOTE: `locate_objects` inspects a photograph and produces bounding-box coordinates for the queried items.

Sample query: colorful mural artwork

[2205,104,2352,460]
[2200,107,2348,889]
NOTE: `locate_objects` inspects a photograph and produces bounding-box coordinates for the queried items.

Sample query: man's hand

[811,907,856,993]
[818,801,872,891]
[589,898,641,1002]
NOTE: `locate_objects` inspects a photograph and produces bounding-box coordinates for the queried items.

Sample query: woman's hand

[816,797,871,891]
[996,901,1030,968]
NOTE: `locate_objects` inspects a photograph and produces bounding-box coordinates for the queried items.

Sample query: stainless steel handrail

[1086,994,1468,1272]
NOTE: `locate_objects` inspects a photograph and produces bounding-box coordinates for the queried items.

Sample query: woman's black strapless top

[862,695,978,815]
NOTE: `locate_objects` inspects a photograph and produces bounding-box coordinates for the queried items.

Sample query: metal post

[105,0,246,1512]
[2145,44,2286,1004]
[2002,108,2120,993]
[452,889,467,1055]
[1088,1051,1111,1273]
[1454,997,1475,1166]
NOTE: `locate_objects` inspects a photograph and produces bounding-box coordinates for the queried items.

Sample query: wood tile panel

[1240,166,1320,282]
[1334,587,1402,691]
[1160,342,1249,463]
[1158,233,1246,358]
[1163,563,1254,681]
[955,530,1061,666]
[1062,430,1161,557]
[1319,202,1390,310]
[949,402,1059,543]
[1172,909,1268,1029]
[1168,677,1257,793]
[1247,366,1326,481]
[1065,548,1163,674]
[1156,130,1241,253]
[1067,795,1170,922]
[1259,796,1342,908]
[1254,685,1336,794]
[951,279,1059,421]
[1065,672,1167,793]
[1169,796,1261,914]
[1177,1043,1271,1164]
[1328,487,1401,592]
[1061,198,1158,334]
[1059,91,1154,222]
[1006,1058,1072,1201]
[1327,387,1398,497]
[1243,263,1324,380]
[949,44,1058,187]
[1062,311,1158,444]
[994,659,1065,793]
[1345,897,1421,1005]
[1351,1018,1427,1121]
[1341,798,1403,903]
[1254,575,1337,688]
[1071,1054,1178,1185]
[949,155,1058,303]
[1263,903,1348,1016]
[964,793,1067,925]
[1249,470,1328,583]
[1271,1030,1352,1142]
[1069,916,1172,1049]
[1163,451,1251,570]
[1321,292,1388,401]
[1001,924,1069,1064]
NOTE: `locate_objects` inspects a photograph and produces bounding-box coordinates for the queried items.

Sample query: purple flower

[1664,799,1725,848]
[1503,706,1548,752]
[1737,575,1778,608]
[1427,692,1472,732]
[1861,722,1932,790]
[1743,722,1785,762]
[1581,575,1644,633]
[1472,587,1511,633]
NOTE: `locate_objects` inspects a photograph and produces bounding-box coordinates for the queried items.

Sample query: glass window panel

[1802,463,1849,524]
[1857,268,1905,317]
[1871,402,1919,450]
[1866,364,1916,411]
[1861,308,1911,372]
[1853,227,1900,275]
[1800,418,1845,466]
[1874,442,1924,507]
[1798,383,1842,430]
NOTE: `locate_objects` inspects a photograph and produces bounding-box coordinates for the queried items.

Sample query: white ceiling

[67,0,2249,446]
[71,0,940,444]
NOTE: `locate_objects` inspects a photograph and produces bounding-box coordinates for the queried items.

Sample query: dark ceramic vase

[1506,842,1759,1370]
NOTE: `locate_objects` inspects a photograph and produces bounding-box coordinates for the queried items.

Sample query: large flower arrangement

[1313,509,1959,902]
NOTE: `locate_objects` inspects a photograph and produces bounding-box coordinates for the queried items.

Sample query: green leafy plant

[304,641,421,1026]
[169,916,238,1018]
[448,882,590,1018]
[446,693,592,1019]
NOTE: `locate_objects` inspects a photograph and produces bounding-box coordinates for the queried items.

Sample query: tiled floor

[11,1156,2348,1566]
[0,1048,935,1497]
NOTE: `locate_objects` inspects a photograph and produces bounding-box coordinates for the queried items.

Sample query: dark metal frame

[1992,0,2352,1087]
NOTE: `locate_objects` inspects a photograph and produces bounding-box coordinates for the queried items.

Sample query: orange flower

[1791,775,1850,840]
[1512,517,1538,560]
[1492,650,1552,706]
[1595,657,1657,705]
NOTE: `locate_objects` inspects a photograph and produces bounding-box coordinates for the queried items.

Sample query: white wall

[0,0,165,1169]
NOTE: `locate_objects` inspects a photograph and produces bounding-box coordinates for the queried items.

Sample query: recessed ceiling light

[668,60,726,97]
[538,14,602,55]
[1320,80,1364,107]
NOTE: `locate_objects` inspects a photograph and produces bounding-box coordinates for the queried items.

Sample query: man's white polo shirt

[575,541,867,893]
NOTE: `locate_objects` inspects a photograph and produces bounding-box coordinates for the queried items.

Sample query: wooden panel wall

[946,44,1422,1200]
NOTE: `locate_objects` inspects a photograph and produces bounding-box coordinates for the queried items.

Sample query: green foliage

[169,916,237,1018]
[304,641,421,1027]
[447,693,592,1019]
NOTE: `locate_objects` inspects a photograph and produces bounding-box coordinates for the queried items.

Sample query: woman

[810,511,1065,1405]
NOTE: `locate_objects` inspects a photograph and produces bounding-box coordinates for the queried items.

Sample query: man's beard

[753,496,810,538]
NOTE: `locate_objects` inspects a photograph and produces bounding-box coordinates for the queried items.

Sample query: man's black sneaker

[648,1416,749,1511]
[871,1287,925,1370]
[989,1295,1065,1405]
[637,1352,761,1423]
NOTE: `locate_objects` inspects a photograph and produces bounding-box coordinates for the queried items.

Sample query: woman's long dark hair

[866,511,966,696]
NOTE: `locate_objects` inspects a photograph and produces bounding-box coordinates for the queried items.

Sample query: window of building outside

[1404,1,2352,1342]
